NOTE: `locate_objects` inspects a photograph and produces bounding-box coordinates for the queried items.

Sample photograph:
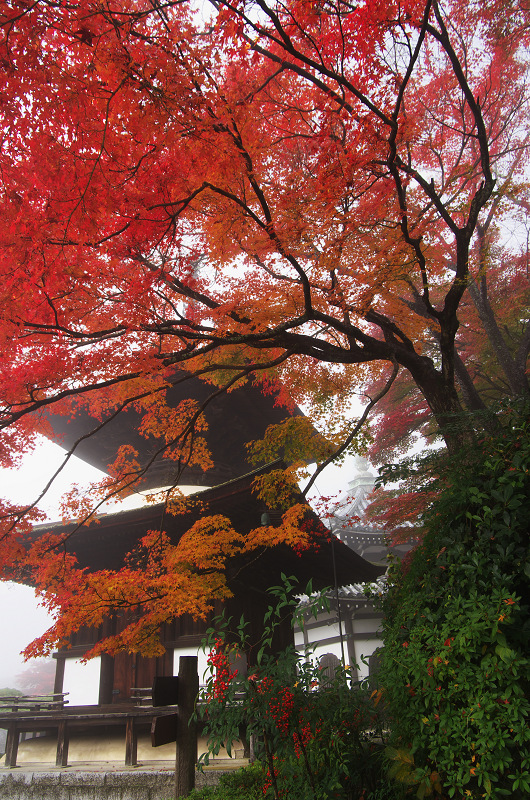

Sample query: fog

[0,440,105,689]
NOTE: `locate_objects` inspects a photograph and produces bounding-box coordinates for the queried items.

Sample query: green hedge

[379,403,530,798]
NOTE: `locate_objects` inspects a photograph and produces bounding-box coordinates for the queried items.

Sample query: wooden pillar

[99,653,115,705]
[56,719,69,767]
[5,723,19,768]
[343,609,359,681]
[175,656,198,799]
[125,716,138,766]
[53,654,66,696]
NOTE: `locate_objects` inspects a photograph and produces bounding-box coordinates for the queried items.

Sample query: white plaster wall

[306,640,344,666]
[173,646,211,686]
[294,629,305,647]
[350,639,381,681]
[304,623,343,644]
[62,656,101,706]
[352,616,382,635]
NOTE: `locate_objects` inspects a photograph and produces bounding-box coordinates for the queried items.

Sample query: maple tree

[0,0,529,654]
[15,659,56,695]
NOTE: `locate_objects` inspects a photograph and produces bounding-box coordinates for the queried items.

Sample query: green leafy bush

[184,763,264,799]
[379,402,530,799]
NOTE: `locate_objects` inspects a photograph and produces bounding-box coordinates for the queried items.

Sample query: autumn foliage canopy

[0,0,529,654]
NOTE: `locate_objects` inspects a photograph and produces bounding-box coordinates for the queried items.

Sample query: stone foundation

[0,762,244,800]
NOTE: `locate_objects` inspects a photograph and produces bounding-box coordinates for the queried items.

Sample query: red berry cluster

[268,687,295,737]
[207,638,238,702]
[293,719,318,758]
[256,676,274,695]
[249,675,271,708]
[262,755,281,796]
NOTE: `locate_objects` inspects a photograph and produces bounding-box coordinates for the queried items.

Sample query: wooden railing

[0,693,68,712]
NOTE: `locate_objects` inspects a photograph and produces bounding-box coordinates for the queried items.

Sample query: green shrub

[184,761,403,799]
[184,763,264,799]
[379,402,530,799]
[196,579,403,800]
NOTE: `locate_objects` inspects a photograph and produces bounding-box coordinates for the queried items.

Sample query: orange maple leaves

[21,504,316,659]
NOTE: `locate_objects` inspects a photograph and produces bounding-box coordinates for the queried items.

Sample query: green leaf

[494,644,513,664]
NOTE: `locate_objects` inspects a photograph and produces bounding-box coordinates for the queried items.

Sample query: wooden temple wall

[53,611,219,706]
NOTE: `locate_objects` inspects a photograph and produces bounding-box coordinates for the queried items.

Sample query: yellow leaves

[23,521,239,658]
[137,396,214,473]
[386,747,442,798]
[245,503,315,554]
[429,773,443,795]
[371,688,383,706]
[386,746,415,777]
[24,534,81,594]
[145,487,204,518]
[58,465,143,525]
[19,498,323,658]
[107,445,141,483]
[247,416,332,468]
[252,468,299,510]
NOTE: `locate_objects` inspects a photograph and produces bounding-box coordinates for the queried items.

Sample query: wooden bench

[0,658,199,800]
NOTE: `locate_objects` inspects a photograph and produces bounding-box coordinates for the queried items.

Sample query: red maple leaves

[0,0,528,654]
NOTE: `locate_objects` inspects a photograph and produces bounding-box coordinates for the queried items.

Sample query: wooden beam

[151,713,178,747]
[99,653,115,705]
[152,676,179,707]
[53,656,65,696]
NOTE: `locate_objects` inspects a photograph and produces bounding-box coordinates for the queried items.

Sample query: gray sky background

[0,441,105,688]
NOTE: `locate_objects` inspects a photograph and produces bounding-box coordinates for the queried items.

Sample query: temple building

[329,456,414,563]
[1,375,384,767]
[294,456,416,680]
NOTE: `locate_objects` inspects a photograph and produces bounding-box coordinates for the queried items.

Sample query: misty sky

[0,441,105,688]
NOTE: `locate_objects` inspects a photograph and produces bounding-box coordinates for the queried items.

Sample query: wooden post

[56,719,69,767]
[125,716,138,766]
[53,655,65,696]
[99,653,115,705]
[5,723,19,768]
[175,655,199,799]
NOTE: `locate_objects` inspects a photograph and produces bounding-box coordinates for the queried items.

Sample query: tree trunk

[404,354,474,452]
[467,279,529,396]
